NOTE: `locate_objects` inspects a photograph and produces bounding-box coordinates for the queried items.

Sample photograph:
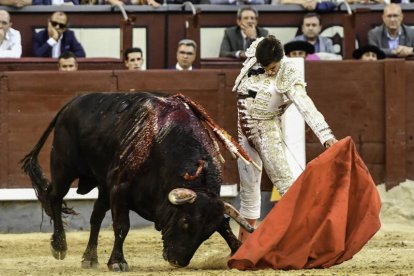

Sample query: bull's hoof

[50,245,66,260]
[108,262,129,272]
[81,259,99,268]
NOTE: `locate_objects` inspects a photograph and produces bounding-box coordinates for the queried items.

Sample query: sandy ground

[1,182,413,276]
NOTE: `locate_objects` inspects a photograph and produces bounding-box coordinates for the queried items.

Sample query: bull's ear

[168,188,197,205]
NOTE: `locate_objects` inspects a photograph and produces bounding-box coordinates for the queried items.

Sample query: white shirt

[175,63,193,70]
[0,28,22,58]
[47,37,62,58]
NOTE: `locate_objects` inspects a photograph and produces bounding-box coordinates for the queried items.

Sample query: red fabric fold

[228,136,382,270]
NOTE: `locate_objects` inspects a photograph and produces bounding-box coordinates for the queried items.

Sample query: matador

[234,36,337,241]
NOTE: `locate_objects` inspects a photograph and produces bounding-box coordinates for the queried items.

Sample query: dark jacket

[368,24,414,57]
[32,29,86,58]
[219,26,268,58]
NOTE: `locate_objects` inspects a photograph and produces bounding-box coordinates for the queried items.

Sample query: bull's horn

[168,188,197,205]
[222,201,255,233]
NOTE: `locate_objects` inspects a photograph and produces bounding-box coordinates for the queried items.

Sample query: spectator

[58,51,78,71]
[210,0,265,5]
[368,3,414,58]
[0,10,22,58]
[284,40,319,60]
[32,11,86,58]
[0,0,31,7]
[352,45,385,61]
[175,39,196,70]
[124,47,144,70]
[293,13,335,54]
[103,0,160,7]
[219,7,268,60]
[32,0,79,4]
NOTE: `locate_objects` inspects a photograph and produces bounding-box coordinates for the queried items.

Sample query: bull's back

[52,92,164,177]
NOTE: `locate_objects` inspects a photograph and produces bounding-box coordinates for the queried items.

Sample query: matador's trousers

[237,102,294,220]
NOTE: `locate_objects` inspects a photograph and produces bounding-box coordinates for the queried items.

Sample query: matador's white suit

[234,38,335,220]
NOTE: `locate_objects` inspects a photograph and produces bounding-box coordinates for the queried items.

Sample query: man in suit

[294,12,335,54]
[368,4,414,58]
[219,6,268,60]
[32,11,86,58]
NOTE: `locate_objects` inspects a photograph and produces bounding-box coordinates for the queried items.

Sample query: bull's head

[157,188,253,268]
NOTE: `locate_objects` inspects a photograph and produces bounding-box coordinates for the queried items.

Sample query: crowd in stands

[0,3,413,69]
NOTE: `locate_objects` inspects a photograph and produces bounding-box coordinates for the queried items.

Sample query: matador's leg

[251,120,294,196]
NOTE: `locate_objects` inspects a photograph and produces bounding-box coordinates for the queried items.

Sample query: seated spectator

[219,6,268,60]
[0,0,31,7]
[32,0,79,4]
[0,0,78,5]
[294,13,335,54]
[210,0,265,5]
[0,10,22,58]
[352,45,385,61]
[293,12,342,60]
[368,4,414,58]
[104,0,160,7]
[58,51,78,71]
[124,47,144,70]
[175,39,196,70]
[284,40,319,60]
[32,11,86,58]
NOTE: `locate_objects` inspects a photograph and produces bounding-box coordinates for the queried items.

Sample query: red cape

[228,136,382,270]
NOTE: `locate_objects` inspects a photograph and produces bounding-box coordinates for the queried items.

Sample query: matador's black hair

[255,35,284,67]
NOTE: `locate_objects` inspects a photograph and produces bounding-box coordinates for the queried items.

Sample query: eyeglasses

[0,20,9,25]
[50,20,67,29]
[178,51,194,56]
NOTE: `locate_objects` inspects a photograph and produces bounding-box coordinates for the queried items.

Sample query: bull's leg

[216,217,242,255]
[107,182,130,272]
[49,191,68,260]
[49,152,78,260]
[81,190,110,268]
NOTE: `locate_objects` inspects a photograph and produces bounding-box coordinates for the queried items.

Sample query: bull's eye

[179,217,190,231]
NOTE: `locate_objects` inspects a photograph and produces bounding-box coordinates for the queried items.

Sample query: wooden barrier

[1,61,413,191]
[0,58,124,71]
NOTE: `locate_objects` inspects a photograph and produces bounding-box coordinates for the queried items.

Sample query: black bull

[20,92,253,271]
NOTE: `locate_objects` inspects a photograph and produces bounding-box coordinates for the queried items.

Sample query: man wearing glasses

[32,11,86,58]
[174,39,196,70]
[0,10,22,58]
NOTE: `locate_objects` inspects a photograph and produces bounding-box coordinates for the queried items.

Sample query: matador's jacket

[234,43,335,220]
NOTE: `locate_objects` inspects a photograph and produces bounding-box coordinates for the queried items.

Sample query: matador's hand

[324,138,338,148]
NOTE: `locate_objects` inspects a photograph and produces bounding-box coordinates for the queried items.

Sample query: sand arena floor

[1,182,413,276]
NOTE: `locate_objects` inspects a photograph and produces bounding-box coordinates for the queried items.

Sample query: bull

[20,92,254,271]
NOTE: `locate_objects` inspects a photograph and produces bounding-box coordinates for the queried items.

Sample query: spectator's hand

[394,45,414,57]
[47,22,60,41]
[107,0,124,5]
[147,0,160,7]
[324,138,338,148]
[240,23,257,40]
[301,0,317,10]
[239,51,247,60]
[10,0,31,7]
